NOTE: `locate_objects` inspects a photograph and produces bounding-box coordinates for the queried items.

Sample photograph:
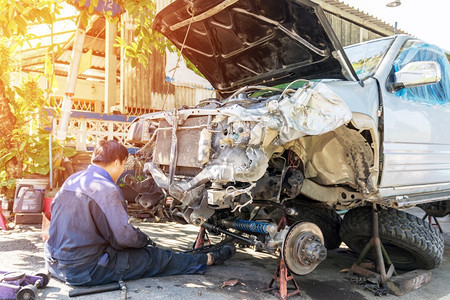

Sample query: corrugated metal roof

[316,0,408,35]
[20,15,118,81]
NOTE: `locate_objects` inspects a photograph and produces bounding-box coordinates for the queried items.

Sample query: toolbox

[13,185,44,214]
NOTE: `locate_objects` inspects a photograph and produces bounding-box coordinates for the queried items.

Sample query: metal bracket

[265,258,301,300]
[193,225,211,249]
[422,214,443,233]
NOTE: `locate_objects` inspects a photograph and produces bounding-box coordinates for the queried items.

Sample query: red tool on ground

[0,208,8,231]
[267,258,301,300]
[265,216,302,300]
[193,225,211,249]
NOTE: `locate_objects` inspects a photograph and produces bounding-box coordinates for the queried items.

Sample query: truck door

[380,41,450,190]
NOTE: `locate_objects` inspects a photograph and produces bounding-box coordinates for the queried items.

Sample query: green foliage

[0,0,63,99]
[0,44,11,77]
[0,74,76,183]
[2,0,194,74]
[116,1,202,75]
[113,0,172,69]
[0,0,61,38]
[68,0,170,69]
[0,0,191,188]
[0,43,22,89]
[0,172,16,190]
[0,1,76,191]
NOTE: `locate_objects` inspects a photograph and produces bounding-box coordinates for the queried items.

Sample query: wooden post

[56,19,86,141]
[53,18,86,186]
[119,13,129,115]
[105,20,118,113]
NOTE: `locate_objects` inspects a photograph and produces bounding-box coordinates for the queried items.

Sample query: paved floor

[0,207,449,300]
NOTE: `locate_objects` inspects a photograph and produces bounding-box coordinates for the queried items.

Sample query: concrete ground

[1,207,449,300]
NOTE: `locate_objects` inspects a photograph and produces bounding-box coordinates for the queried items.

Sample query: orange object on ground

[41,212,51,241]
[267,258,301,299]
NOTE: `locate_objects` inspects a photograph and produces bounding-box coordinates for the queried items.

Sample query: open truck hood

[153,0,358,95]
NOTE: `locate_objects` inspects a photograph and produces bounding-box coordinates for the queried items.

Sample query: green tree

[0,44,76,193]
[116,0,169,67]
[0,1,62,194]
[73,0,169,68]
[0,45,19,185]
[0,0,166,195]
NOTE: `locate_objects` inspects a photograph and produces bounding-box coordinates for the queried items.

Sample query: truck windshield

[344,37,394,79]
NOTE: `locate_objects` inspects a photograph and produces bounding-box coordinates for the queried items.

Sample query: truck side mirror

[392,61,441,91]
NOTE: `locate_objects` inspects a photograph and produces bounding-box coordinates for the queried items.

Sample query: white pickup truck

[127,0,449,274]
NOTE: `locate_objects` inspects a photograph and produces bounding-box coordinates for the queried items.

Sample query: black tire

[16,285,38,300]
[33,270,51,288]
[288,205,342,249]
[340,206,444,270]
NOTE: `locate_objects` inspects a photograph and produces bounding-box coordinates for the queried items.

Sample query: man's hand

[146,236,157,247]
[135,227,156,248]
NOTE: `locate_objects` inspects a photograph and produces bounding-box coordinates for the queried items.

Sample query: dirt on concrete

[1,208,449,300]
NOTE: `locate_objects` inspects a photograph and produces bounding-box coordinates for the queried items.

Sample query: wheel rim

[17,286,37,300]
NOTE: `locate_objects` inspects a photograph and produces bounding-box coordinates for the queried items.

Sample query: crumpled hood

[153,0,357,95]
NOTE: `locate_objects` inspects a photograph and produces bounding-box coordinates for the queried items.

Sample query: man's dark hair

[91,140,128,165]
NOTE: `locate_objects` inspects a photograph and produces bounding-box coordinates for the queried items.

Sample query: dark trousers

[86,246,208,286]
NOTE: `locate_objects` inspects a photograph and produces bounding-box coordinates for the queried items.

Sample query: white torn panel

[221,82,352,146]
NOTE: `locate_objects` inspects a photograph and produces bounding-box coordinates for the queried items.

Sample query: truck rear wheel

[340,206,444,270]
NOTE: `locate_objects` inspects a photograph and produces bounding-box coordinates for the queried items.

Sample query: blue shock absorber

[232,219,270,234]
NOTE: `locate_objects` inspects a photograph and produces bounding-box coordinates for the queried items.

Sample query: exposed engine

[128,82,356,214]
[126,81,375,274]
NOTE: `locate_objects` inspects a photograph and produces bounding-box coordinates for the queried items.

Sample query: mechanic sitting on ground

[44,140,235,286]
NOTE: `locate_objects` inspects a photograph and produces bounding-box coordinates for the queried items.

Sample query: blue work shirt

[44,164,148,285]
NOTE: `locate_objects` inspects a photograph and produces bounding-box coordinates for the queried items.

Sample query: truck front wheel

[287,205,342,250]
[340,206,444,270]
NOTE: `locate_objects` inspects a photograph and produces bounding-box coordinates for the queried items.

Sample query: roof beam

[22,68,106,81]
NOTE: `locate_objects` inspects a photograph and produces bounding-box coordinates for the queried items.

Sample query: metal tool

[119,280,127,300]
[69,280,127,298]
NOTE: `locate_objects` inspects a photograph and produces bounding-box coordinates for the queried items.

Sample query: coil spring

[232,219,270,234]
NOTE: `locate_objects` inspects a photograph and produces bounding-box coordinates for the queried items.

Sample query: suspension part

[201,222,260,246]
[222,219,278,236]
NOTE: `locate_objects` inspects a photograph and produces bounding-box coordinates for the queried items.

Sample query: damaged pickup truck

[126,0,450,274]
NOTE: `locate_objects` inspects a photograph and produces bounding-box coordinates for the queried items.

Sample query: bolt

[285,207,297,216]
